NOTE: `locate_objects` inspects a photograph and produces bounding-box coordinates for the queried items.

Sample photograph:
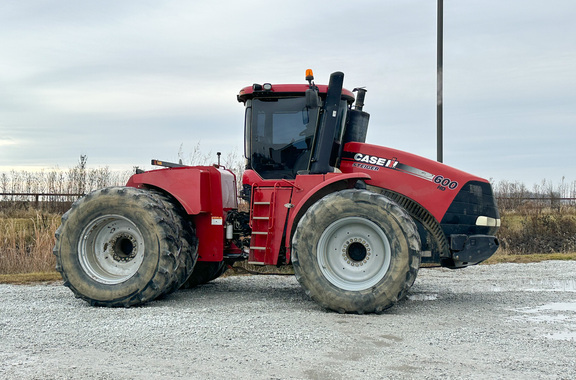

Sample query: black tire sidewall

[181,261,227,288]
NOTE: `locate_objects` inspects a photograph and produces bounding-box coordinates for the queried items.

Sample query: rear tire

[54,186,188,307]
[292,189,421,313]
[152,191,198,294]
[181,261,227,289]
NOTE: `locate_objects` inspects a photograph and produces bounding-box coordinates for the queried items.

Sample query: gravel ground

[1,261,575,380]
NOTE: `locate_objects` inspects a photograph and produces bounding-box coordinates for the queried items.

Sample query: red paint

[339,142,488,222]
[238,84,355,103]
[242,169,370,265]
[126,166,232,262]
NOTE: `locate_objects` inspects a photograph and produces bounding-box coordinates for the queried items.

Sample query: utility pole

[437,0,443,163]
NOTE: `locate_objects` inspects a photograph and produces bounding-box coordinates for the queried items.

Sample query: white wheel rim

[317,216,391,291]
[78,215,145,284]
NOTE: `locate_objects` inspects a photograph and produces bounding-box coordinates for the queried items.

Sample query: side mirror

[305,88,320,109]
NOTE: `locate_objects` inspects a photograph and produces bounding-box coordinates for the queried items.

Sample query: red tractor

[54,70,500,313]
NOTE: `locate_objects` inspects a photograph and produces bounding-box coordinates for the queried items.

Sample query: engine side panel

[339,142,488,222]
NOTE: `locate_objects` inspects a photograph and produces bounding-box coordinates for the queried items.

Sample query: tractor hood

[339,142,499,228]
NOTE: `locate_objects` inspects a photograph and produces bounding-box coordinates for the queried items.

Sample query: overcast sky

[1,0,574,185]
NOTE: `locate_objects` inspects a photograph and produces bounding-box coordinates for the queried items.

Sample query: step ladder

[248,185,276,264]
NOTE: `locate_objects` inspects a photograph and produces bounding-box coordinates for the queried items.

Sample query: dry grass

[497,210,576,255]
[0,272,62,284]
[0,212,60,274]
[0,159,131,278]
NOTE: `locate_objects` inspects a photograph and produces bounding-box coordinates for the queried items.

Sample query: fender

[126,165,234,262]
[284,172,371,262]
[126,165,236,215]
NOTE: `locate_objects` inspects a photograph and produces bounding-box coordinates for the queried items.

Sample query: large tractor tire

[54,186,195,307]
[181,261,228,289]
[292,189,421,314]
[152,191,199,294]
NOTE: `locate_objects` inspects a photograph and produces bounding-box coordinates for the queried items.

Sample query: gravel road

[1,261,575,380]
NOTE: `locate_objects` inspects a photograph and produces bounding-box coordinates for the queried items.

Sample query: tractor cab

[237,71,365,179]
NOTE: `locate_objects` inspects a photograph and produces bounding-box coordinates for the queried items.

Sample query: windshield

[246,97,319,179]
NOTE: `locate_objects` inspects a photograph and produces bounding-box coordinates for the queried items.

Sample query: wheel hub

[344,240,370,264]
[317,216,391,291]
[110,233,138,262]
[78,215,145,284]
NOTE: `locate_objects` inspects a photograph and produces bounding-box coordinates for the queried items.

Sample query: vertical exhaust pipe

[309,72,344,174]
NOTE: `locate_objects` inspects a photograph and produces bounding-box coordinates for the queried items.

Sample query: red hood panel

[340,142,488,221]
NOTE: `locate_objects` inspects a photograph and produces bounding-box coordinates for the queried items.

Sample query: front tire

[54,186,188,307]
[292,189,421,313]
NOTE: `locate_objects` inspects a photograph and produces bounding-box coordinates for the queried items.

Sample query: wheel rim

[78,215,145,284]
[317,216,391,291]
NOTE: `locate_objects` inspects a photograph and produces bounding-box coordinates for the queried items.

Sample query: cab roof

[237,84,355,104]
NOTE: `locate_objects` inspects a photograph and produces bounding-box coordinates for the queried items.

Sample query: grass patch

[0,271,61,285]
[0,213,60,274]
[498,213,576,254]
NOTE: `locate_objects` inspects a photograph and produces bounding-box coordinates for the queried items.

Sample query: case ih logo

[350,152,459,191]
[353,153,399,169]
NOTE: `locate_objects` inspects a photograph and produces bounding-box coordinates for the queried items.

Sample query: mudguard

[126,165,238,262]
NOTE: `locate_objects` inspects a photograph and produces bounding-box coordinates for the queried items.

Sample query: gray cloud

[1,0,574,185]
